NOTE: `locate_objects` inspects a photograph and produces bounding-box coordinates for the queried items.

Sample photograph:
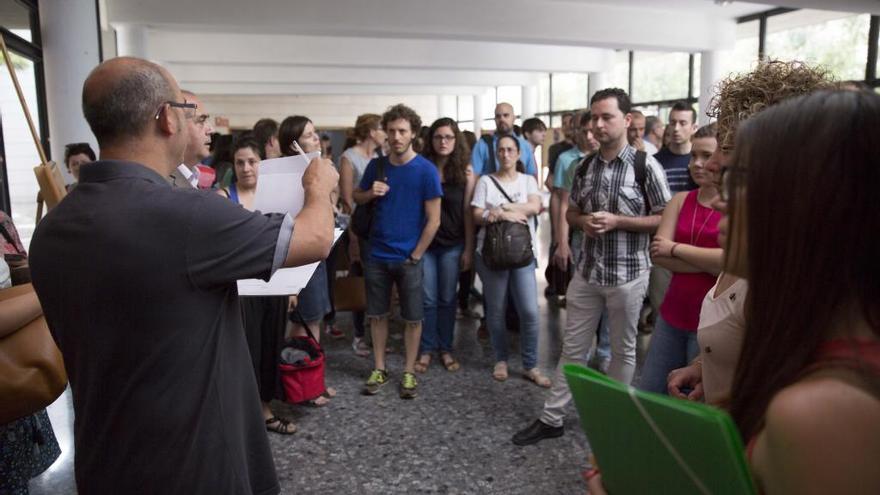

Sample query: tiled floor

[28,212,651,494]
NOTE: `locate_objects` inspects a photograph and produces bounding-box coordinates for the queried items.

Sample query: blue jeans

[639,315,699,394]
[420,244,464,354]
[292,261,331,322]
[476,255,539,369]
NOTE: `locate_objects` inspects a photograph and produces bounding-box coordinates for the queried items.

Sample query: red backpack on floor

[279,318,326,403]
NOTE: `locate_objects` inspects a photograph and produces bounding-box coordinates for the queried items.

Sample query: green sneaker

[364,369,389,395]
[399,371,418,399]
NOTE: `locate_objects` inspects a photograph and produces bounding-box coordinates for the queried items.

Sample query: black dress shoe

[512,419,564,446]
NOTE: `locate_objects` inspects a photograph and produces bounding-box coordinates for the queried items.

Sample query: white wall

[199,94,443,130]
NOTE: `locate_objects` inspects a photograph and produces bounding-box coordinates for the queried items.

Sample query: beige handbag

[0,283,68,424]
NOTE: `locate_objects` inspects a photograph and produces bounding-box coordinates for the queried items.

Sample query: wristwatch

[406,255,420,265]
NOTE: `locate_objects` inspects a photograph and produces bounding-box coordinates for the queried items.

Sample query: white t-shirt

[471,172,540,258]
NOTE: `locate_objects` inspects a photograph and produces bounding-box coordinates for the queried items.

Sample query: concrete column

[473,93,485,135]
[40,0,101,181]
[115,23,149,59]
[698,50,724,126]
[437,95,457,120]
[588,71,609,101]
[521,84,538,119]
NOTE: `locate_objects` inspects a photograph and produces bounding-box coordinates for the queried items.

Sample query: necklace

[690,190,717,246]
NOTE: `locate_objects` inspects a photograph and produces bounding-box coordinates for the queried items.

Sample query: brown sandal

[414,354,431,373]
[440,353,460,372]
[265,416,297,435]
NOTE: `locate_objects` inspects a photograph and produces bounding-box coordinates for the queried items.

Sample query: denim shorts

[364,258,424,322]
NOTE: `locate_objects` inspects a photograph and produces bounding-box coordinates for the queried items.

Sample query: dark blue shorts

[363,258,424,322]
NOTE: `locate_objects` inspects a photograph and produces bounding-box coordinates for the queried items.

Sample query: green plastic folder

[564,364,757,495]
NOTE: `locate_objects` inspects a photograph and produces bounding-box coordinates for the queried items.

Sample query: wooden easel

[0,34,67,223]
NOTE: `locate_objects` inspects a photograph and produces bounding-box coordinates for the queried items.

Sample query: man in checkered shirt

[514,88,672,446]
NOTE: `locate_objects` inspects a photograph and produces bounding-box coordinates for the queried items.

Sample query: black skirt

[240,296,289,403]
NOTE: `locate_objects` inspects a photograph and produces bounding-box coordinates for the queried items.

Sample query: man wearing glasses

[169,90,214,188]
[29,56,338,494]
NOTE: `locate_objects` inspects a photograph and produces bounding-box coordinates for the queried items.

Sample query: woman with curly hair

[666,60,833,406]
[414,118,475,373]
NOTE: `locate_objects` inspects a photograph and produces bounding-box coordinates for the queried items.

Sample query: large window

[607,50,630,92]
[631,51,691,103]
[550,73,588,111]
[496,85,522,116]
[1,0,46,248]
[765,10,870,81]
[466,8,880,134]
[721,20,761,78]
[537,73,551,114]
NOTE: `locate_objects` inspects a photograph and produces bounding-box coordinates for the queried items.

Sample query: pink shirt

[660,190,721,330]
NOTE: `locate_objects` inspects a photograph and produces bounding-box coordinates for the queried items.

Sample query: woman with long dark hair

[413,118,475,373]
[217,137,296,434]
[723,90,880,493]
[278,115,337,405]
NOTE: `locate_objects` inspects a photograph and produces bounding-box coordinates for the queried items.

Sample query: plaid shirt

[569,144,671,286]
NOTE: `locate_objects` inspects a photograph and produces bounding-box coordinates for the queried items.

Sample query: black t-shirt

[432,181,466,248]
[30,161,285,495]
[548,141,574,175]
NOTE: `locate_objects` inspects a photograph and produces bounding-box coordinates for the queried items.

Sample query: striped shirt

[569,144,671,286]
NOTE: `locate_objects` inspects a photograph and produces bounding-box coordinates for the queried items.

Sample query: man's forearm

[352,189,373,205]
[556,196,570,247]
[617,214,662,233]
[411,219,440,259]
[566,207,586,231]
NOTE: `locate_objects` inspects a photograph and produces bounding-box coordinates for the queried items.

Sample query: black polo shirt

[30,160,291,495]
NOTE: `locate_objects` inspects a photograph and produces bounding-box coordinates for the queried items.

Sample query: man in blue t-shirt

[471,102,538,179]
[354,104,442,399]
[652,101,697,193]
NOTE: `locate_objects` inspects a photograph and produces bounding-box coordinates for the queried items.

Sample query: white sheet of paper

[237,229,344,296]
[239,151,334,296]
[251,152,320,216]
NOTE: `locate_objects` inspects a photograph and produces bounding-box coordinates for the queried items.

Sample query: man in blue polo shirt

[471,102,537,178]
[354,104,442,399]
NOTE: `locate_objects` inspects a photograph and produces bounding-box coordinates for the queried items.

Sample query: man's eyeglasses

[155,100,197,120]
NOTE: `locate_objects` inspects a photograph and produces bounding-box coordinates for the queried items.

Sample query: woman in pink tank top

[639,124,724,394]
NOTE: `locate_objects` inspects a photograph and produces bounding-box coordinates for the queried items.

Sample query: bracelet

[482,209,491,221]
[583,468,601,481]
[670,243,679,258]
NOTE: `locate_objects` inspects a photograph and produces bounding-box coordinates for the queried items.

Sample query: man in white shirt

[170,90,214,188]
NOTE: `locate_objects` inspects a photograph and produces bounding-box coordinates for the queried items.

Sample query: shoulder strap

[377,156,387,181]
[487,175,515,204]
[634,150,650,213]
[575,152,598,182]
[481,134,496,175]
[488,174,538,229]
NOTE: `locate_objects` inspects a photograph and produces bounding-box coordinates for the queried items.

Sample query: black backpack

[574,150,650,213]
[480,176,535,271]
[350,157,387,239]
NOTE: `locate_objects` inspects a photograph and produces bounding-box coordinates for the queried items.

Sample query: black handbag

[350,157,386,239]
[481,176,535,271]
